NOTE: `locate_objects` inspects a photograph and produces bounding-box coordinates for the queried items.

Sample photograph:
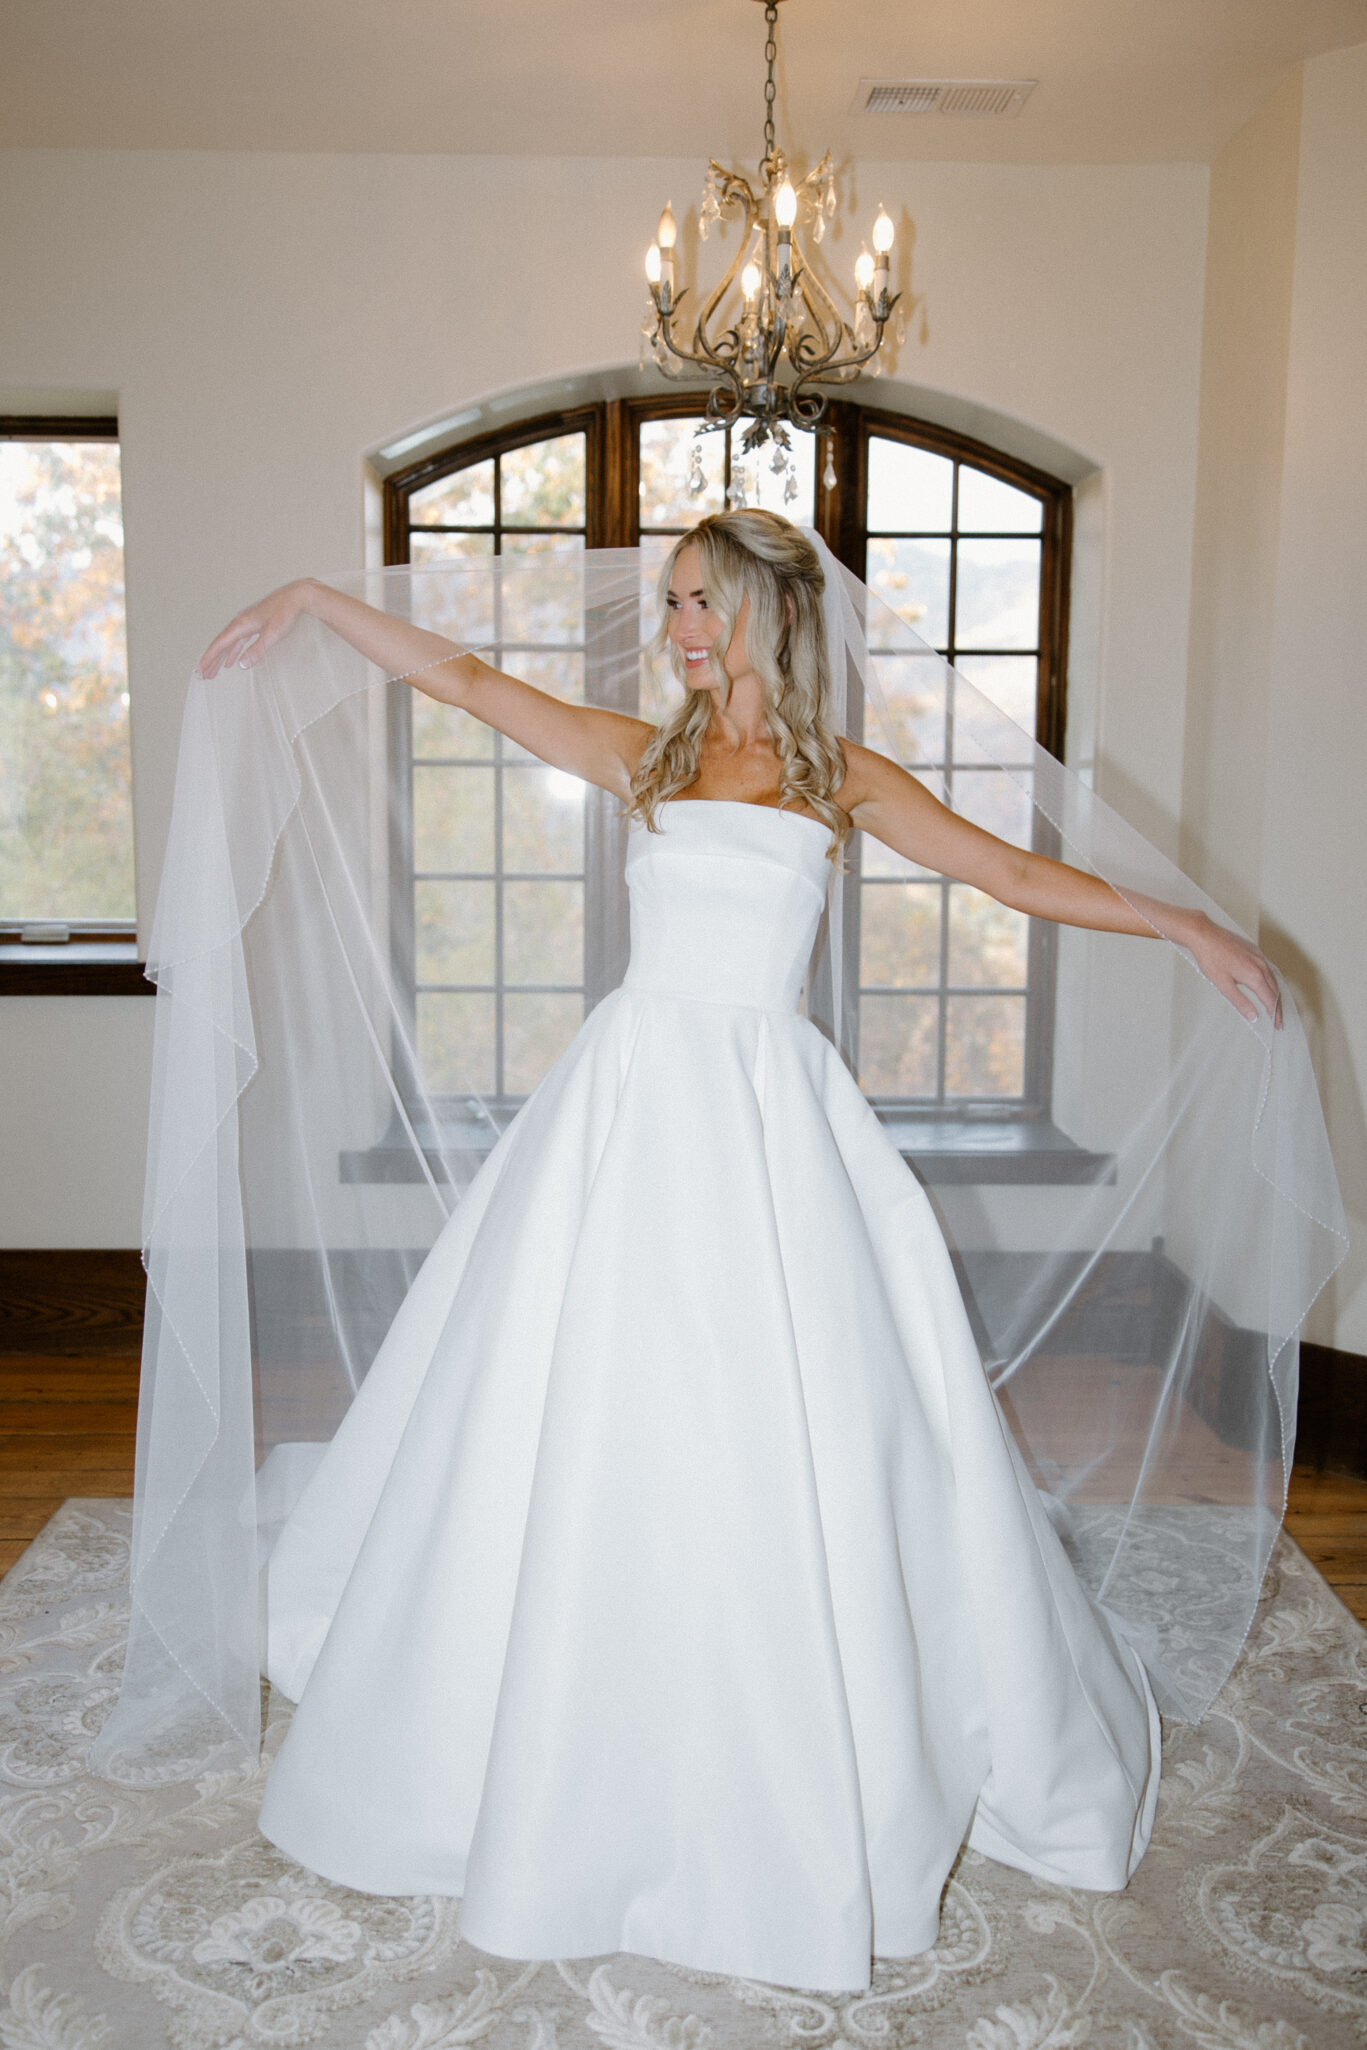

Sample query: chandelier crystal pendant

[641,0,903,471]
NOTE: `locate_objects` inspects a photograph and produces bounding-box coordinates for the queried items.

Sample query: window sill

[880,1117,1115,1186]
[341,1111,1114,1188]
[0,941,150,996]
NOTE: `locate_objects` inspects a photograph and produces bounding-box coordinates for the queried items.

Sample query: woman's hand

[193,574,651,798]
[842,745,1285,1030]
[196,580,318,680]
[1184,910,1283,1028]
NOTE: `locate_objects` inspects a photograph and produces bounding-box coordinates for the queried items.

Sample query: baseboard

[1296,1341,1367,1481]
[2,1250,1363,1479]
[0,1249,145,1354]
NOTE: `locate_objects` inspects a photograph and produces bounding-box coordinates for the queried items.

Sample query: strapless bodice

[622,799,832,1013]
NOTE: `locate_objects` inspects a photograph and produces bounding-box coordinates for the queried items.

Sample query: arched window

[384,400,1071,1143]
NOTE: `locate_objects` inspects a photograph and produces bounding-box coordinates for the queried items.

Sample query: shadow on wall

[1086,756,1181,868]
[1177,812,1261,940]
[1261,915,1365,1349]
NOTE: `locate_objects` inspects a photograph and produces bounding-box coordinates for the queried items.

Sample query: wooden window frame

[0,417,146,996]
[384,406,608,562]
[385,409,611,1104]
[382,397,1073,1127]
[0,416,121,444]
[832,406,1071,1119]
[386,402,1070,749]
[830,404,1072,757]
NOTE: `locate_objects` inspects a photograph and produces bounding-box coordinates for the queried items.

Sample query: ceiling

[5,0,1366,163]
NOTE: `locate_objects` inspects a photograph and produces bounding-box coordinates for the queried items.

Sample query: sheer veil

[90,536,1346,1783]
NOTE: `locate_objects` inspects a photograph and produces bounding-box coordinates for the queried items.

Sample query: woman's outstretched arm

[196,578,651,797]
[840,741,1282,1028]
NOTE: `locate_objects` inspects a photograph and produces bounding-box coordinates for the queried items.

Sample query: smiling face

[665,542,750,691]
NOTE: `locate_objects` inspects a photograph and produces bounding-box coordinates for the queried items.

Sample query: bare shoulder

[834,738,916,817]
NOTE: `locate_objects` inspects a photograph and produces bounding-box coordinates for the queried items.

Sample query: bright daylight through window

[405,431,591,1098]
[0,427,134,927]
[861,435,1046,1103]
[390,405,1058,1114]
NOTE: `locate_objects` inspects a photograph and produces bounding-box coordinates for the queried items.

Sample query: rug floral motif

[0,1501,1362,2049]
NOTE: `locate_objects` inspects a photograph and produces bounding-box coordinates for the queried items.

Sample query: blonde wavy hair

[628,510,851,864]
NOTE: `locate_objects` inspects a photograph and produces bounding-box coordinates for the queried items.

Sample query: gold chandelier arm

[648,161,758,392]
[786,256,843,365]
[703,376,748,425]
[637,4,901,445]
[658,298,736,371]
[788,295,900,420]
[691,165,760,344]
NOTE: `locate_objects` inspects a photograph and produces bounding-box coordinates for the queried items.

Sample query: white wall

[2,108,1361,1354]
[1182,69,1302,934]
[1180,47,1367,1351]
[0,999,153,1246]
[1260,46,1367,1350]
[0,147,1212,1248]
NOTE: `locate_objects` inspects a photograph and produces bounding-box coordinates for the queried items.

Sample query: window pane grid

[415,984,583,995]
[404,434,590,1099]
[863,985,1029,998]
[492,737,505,1093]
[638,418,817,533]
[0,431,134,923]
[860,437,1045,1110]
[392,406,1065,1117]
[409,525,587,537]
[416,871,584,882]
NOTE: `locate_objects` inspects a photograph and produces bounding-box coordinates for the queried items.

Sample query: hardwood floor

[0,1250,144,1574]
[1282,1464,1367,1622]
[0,1255,1364,1626]
[0,1349,140,1572]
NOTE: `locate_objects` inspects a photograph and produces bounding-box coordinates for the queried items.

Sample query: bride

[188,509,1282,1992]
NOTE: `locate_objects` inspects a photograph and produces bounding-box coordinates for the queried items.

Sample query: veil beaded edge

[90,536,1347,1783]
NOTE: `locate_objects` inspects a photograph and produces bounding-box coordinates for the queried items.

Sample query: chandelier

[640,0,902,477]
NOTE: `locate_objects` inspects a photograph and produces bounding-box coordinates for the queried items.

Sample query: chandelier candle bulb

[775,176,796,290]
[637,0,903,440]
[656,202,677,297]
[872,207,894,313]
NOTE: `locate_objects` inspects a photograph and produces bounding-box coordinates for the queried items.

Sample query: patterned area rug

[1,1502,1363,2050]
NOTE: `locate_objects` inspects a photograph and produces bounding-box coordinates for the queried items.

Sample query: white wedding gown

[259,798,1160,1993]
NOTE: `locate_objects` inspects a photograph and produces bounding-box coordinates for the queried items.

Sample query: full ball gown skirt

[259,799,1160,1993]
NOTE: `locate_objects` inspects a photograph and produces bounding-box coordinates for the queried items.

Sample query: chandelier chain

[640,0,902,448]
[763,2,778,169]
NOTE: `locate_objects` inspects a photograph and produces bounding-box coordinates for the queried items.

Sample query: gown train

[259,798,1160,1993]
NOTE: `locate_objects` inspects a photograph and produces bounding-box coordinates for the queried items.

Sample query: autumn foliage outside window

[0,426,134,925]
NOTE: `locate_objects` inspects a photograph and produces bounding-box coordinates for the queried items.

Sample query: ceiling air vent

[856,79,1037,119]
